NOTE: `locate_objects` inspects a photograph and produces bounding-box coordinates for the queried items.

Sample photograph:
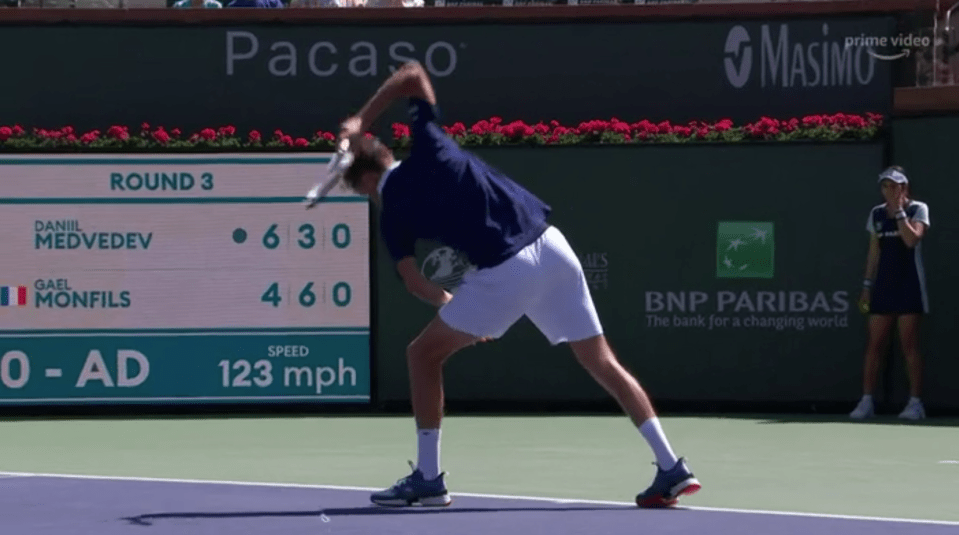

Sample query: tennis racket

[304,138,354,210]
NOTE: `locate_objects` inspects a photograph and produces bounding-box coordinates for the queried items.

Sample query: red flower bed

[0,113,883,151]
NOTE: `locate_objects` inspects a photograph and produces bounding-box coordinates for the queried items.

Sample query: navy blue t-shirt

[378,98,551,269]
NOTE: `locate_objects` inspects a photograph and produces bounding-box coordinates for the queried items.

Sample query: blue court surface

[3,471,957,535]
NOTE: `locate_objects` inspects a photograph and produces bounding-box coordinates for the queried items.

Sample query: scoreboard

[0,154,371,405]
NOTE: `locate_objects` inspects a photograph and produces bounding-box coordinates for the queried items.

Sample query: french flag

[0,286,28,307]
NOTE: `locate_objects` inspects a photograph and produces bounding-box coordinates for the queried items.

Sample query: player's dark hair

[343,136,390,191]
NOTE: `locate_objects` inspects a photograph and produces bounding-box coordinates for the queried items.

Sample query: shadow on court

[123,505,634,526]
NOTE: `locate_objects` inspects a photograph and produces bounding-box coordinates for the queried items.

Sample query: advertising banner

[0,154,371,406]
[375,144,886,405]
[1,16,894,137]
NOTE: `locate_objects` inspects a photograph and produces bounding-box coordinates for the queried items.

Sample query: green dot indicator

[233,228,248,244]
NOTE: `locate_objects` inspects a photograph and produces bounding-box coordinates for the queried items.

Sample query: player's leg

[850,313,895,419]
[524,227,699,507]
[371,261,528,507]
[568,335,656,430]
[369,316,480,507]
[406,315,485,431]
[565,334,699,508]
[896,313,925,420]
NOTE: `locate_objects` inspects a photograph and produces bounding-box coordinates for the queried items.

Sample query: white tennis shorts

[439,226,604,345]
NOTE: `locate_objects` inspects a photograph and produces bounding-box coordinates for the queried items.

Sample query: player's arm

[897,219,925,248]
[862,212,880,286]
[344,62,437,137]
[381,212,451,307]
[860,219,880,310]
[896,214,927,248]
[396,257,452,308]
[863,233,879,284]
[859,232,879,312]
[893,199,929,248]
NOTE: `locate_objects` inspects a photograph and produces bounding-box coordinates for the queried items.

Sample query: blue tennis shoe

[635,457,701,508]
[370,461,452,507]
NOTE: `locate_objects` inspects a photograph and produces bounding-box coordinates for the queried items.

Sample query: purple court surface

[2,473,956,535]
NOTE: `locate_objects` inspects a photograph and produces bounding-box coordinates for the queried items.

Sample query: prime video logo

[844,33,931,61]
[724,23,877,89]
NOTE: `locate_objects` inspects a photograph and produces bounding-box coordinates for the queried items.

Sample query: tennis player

[850,166,930,420]
[336,61,700,508]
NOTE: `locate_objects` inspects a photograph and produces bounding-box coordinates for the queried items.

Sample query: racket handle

[304,139,353,209]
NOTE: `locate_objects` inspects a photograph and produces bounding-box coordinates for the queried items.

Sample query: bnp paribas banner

[374,143,885,405]
[0,154,371,407]
[618,145,881,404]
[644,220,850,333]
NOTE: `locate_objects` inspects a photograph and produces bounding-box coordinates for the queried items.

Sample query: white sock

[908,396,921,405]
[638,417,679,471]
[417,429,441,480]
[862,394,873,404]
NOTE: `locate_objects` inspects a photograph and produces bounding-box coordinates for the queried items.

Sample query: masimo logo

[723,23,877,89]
[724,26,753,88]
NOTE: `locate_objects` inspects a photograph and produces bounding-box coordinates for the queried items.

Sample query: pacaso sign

[224,31,461,78]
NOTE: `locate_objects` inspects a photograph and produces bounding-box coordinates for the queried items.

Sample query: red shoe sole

[636,482,702,508]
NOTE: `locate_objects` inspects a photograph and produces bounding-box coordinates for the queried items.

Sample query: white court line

[1,470,957,527]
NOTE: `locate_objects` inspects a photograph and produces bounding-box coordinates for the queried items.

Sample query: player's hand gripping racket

[304,138,354,210]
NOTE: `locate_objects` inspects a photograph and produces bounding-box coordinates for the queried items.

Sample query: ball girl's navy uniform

[866,200,930,315]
